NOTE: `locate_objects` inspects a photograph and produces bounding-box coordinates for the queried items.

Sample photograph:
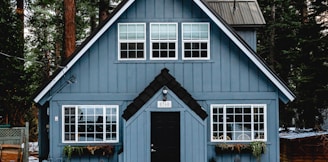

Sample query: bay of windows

[210,104,266,142]
[62,105,119,143]
[118,22,210,60]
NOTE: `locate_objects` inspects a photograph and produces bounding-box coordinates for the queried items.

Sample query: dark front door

[151,112,180,162]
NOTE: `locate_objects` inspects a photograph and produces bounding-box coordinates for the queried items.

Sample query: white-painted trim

[182,22,210,60]
[210,104,267,142]
[193,0,295,102]
[149,23,178,60]
[117,23,147,60]
[33,0,136,103]
[61,105,119,143]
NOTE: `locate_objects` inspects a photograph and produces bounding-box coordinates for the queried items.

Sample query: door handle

[151,144,156,153]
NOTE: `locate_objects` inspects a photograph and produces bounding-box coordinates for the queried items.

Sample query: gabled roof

[33,0,295,104]
[206,0,266,27]
[122,68,208,121]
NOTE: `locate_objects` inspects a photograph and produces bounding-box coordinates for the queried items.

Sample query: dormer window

[182,23,210,60]
[150,23,178,60]
[118,23,146,60]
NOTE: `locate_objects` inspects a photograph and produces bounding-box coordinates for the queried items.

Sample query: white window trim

[210,104,267,142]
[182,23,210,60]
[150,23,178,60]
[118,23,146,61]
[62,105,119,143]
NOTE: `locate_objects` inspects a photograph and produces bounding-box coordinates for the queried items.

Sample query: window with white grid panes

[210,104,266,142]
[182,23,210,60]
[118,23,146,60]
[62,105,119,143]
[150,23,178,60]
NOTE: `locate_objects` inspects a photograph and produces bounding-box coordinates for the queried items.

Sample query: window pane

[137,43,143,50]
[161,43,167,49]
[153,51,159,57]
[169,51,175,58]
[201,51,207,58]
[192,51,199,57]
[137,51,143,58]
[161,51,168,57]
[153,43,159,49]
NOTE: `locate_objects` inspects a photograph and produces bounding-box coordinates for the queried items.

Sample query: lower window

[62,105,119,143]
[210,104,267,142]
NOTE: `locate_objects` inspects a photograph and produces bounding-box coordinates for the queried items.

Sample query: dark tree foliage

[257,0,328,128]
[0,0,29,126]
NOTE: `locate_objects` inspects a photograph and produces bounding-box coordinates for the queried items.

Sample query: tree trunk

[16,0,24,55]
[64,0,76,59]
[269,0,276,69]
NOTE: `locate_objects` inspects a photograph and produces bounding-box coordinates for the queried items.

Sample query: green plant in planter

[63,145,84,160]
[250,141,266,161]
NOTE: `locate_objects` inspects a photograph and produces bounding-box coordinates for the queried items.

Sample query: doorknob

[151,144,157,153]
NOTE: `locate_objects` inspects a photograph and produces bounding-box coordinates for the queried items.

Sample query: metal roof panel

[206,0,266,26]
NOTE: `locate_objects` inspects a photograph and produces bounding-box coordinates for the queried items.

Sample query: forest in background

[0,0,327,141]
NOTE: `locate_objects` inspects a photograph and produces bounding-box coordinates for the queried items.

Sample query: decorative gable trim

[122,68,208,121]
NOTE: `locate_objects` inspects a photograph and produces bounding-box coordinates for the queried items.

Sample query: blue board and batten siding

[39,0,284,161]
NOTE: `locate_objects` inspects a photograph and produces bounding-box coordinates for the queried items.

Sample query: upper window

[150,23,178,60]
[118,23,146,60]
[182,23,210,60]
[62,105,119,143]
[210,104,266,142]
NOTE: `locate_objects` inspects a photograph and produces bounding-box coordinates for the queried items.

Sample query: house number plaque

[157,101,172,108]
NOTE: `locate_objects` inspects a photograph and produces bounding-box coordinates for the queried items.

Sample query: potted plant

[63,145,114,161]
[249,141,266,161]
[63,145,84,161]
[215,141,266,160]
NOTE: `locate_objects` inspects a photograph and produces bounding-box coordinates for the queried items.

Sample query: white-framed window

[210,104,267,142]
[62,105,119,143]
[118,23,146,60]
[150,23,178,60]
[182,23,210,60]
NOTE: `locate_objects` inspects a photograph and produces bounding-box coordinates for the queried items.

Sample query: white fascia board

[33,0,136,103]
[194,0,295,102]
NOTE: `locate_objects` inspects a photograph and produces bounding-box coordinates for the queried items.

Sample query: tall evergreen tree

[0,0,28,125]
[257,0,328,128]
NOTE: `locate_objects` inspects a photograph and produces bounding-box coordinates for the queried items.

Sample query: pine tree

[257,0,328,128]
[0,0,28,125]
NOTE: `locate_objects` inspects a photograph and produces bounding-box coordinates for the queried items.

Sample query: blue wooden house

[34,0,295,161]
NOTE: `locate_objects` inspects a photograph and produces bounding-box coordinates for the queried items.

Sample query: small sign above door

[157,101,172,108]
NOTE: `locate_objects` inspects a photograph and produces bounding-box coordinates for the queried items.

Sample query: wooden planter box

[0,144,22,162]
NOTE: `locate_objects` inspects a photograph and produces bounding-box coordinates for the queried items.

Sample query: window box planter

[215,141,266,160]
[63,145,114,160]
